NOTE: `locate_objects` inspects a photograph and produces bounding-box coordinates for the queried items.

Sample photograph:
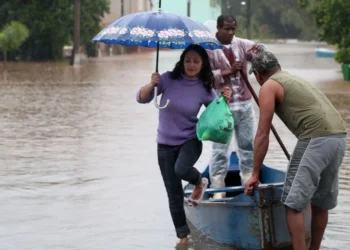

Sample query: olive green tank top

[269,71,346,139]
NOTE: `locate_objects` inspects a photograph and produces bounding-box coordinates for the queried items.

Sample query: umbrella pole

[152,0,169,109]
[155,0,161,73]
[156,0,161,72]
[156,42,159,73]
[239,70,291,161]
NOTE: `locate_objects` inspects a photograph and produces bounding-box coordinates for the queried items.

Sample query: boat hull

[183,152,311,249]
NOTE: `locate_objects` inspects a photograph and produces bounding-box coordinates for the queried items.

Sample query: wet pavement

[0,43,349,250]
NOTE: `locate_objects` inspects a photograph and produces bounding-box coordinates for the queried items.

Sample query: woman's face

[183,50,203,78]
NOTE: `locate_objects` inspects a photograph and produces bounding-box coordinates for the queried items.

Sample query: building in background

[102,0,151,27]
[100,0,152,55]
[152,0,221,24]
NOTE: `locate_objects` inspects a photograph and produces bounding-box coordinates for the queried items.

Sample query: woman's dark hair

[170,44,214,92]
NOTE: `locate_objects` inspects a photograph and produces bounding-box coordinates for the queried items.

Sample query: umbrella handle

[154,39,169,109]
[153,86,170,109]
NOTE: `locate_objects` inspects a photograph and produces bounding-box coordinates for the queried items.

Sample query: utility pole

[119,0,125,55]
[187,0,191,17]
[149,0,154,10]
[246,0,251,39]
[70,0,80,66]
[121,0,124,16]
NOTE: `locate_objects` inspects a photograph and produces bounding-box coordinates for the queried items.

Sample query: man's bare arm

[251,80,281,179]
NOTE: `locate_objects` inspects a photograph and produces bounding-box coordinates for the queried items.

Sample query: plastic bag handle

[216,94,224,104]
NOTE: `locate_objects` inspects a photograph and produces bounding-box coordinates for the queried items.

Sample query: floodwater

[0,43,349,250]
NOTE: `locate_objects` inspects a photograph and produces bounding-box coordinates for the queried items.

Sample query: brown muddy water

[0,43,349,250]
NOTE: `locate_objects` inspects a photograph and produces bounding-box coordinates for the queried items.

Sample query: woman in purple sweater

[136,44,232,245]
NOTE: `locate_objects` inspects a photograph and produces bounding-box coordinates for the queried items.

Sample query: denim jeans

[209,100,256,188]
[157,137,202,239]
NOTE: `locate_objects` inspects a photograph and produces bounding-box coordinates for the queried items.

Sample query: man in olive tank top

[244,51,347,250]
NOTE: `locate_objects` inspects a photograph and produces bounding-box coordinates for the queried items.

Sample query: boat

[183,152,311,250]
[315,47,336,58]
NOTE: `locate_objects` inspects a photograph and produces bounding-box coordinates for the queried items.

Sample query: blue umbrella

[92,11,223,50]
[92,0,222,109]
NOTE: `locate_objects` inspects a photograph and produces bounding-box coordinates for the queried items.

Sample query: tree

[301,0,350,64]
[0,0,109,61]
[0,21,29,62]
[79,0,110,58]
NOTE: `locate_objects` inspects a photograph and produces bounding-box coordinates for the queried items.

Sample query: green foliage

[0,21,29,61]
[300,0,350,64]
[0,0,109,61]
[80,0,110,57]
[0,21,29,52]
[0,0,73,60]
[335,48,350,65]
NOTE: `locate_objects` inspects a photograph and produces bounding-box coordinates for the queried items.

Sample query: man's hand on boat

[244,175,259,196]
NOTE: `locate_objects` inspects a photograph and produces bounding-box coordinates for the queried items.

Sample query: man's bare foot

[190,178,208,201]
[212,192,225,199]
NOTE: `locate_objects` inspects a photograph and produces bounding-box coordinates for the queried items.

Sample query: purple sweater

[136,71,217,146]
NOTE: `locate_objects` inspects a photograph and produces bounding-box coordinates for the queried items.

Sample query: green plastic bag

[196,96,234,144]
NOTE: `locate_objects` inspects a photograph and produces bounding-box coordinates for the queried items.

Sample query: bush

[335,47,350,65]
[0,21,29,62]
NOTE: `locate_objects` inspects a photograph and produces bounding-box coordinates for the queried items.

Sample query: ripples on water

[0,44,349,250]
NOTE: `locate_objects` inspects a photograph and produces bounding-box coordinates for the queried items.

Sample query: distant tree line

[0,0,110,61]
[2,0,347,64]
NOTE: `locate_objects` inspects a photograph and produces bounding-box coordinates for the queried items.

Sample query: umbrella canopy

[92,10,223,50]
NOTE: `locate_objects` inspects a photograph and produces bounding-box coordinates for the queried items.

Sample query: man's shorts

[281,133,347,211]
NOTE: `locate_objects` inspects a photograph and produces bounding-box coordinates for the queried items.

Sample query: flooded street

[0,43,349,250]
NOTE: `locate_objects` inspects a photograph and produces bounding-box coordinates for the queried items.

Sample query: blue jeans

[209,100,256,188]
[157,138,202,238]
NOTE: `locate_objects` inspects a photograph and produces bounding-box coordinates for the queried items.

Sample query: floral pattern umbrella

[92,2,223,109]
[92,11,222,50]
